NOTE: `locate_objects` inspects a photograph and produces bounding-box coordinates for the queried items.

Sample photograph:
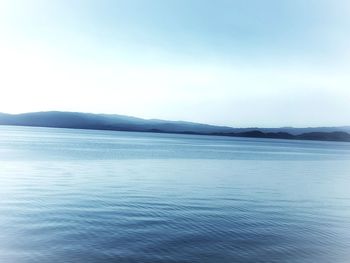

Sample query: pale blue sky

[0,0,349,127]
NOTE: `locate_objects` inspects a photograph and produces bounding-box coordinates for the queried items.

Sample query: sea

[0,126,350,263]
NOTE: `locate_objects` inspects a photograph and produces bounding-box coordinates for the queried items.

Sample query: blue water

[0,126,350,263]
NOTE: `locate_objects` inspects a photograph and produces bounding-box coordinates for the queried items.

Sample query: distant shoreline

[1,111,350,143]
[1,123,350,143]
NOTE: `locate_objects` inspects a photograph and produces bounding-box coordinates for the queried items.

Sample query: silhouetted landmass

[212,130,350,142]
[0,111,349,142]
[0,111,235,133]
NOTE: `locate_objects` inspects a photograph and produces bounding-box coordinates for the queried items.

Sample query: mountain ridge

[0,111,350,142]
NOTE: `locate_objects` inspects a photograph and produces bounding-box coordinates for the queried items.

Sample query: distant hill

[212,130,350,142]
[0,111,235,134]
[228,126,350,135]
[0,111,349,142]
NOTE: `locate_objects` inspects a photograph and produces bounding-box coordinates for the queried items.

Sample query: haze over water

[1,126,350,263]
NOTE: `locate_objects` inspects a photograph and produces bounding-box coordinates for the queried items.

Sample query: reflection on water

[0,126,350,263]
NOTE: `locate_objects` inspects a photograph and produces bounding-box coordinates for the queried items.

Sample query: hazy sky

[0,0,349,127]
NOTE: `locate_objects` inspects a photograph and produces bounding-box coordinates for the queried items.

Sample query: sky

[0,0,349,127]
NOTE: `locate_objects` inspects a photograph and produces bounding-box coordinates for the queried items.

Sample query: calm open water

[0,126,350,263]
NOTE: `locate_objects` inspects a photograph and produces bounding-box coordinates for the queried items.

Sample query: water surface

[0,126,350,263]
